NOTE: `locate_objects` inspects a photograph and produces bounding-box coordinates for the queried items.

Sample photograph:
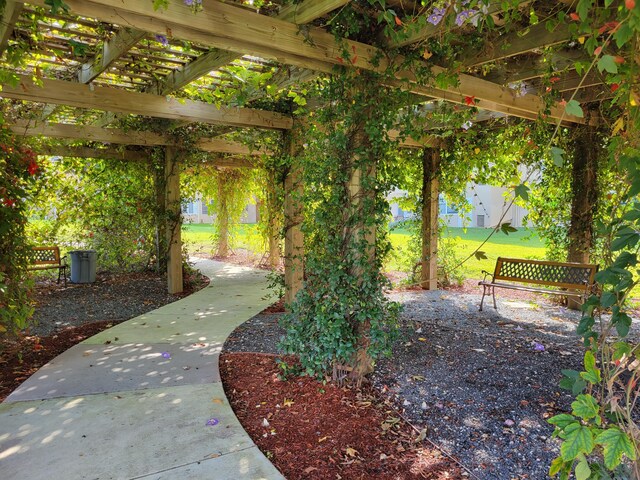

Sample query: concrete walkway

[0,259,285,480]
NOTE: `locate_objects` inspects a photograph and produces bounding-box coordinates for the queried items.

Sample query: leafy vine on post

[279,65,406,383]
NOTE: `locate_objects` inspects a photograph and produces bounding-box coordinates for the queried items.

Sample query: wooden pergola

[0,0,611,295]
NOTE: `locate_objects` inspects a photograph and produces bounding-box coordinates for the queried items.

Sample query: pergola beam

[388,0,523,48]
[78,28,147,83]
[277,0,349,24]
[38,145,150,161]
[9,120,272,154]
[22,0,589,125]
[38,144,256,167]
[0,0,22,55]
[0,75,293,130]
[461,22,573,68]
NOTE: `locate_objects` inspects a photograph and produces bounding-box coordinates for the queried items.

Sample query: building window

[438,195,458,215]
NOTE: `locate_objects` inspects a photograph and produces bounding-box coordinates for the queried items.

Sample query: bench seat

[479,257,597,311]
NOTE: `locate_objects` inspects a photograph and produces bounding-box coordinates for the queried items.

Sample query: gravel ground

[224,289,640,480]
[30,271,205,337]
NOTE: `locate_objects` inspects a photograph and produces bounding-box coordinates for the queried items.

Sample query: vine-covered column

[567,124,601,267]
[215,166,230,257]
[420,146,441,290]
[153,152,168,274]
[284,121,304,307]
[165,146,183,294]
[266,169,280,268]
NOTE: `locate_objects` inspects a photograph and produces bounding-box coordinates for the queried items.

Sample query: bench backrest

[493,257,597,291]
[29,246,62,266]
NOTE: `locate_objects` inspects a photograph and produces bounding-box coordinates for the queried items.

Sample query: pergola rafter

[18,0,593,125]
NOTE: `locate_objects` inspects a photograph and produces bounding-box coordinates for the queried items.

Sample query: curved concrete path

[0,259,285,480]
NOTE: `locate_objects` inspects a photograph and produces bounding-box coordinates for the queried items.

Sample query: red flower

[464,95,476,106]
[626,0,636,9]
[28,160,38,176]
[3,198,15,207]
[550,76,561,83]
[569,12,580,21]
[611,83,620,93]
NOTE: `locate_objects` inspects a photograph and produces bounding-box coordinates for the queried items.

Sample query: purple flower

[155,34,169,47]
[184,0,193,4]
[461,120,473,130]
[533,342,545,352]
[427,7,446,25]
[455,9,477,26]
[161,351,171,359]
[206,418,219,426]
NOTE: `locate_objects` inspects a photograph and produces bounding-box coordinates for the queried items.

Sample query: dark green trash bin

[69,250,97,283]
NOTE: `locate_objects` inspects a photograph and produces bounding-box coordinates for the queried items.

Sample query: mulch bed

[220,352,463,479]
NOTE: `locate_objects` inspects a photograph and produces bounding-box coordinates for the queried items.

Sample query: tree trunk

[421,147,441,290]
[567,125,600,309]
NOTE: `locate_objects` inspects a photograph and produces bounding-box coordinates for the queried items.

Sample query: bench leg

[479,285,487,311]
[492,286,497,310]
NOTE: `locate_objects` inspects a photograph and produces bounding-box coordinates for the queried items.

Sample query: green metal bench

[479,257,597,311]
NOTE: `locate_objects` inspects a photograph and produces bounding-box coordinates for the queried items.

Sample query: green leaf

[614,23,633,48]
[595,427,636,469]
[514,184,529,201]
[548,414,576,429]
[550,146,565,167]
[575,457,591,480]
[612,310,632,337]
[500,222,517,235]
[571,394,599,420]
[611,230,640,251]
[474,250,488,260]
[560,423,594,461]
[44,0,70,14]
[560,370,587,395]
[600,291,617,308]
[597,55,618,74]
[576,0,593,20]
[565,100,584,118]
[549,456,568,477]
[612,342,631,362]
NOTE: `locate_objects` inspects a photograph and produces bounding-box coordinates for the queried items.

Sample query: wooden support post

[421,148,440,290]
[284,125,304,307]
[154,157,168,274]
[165,146,183,294]
[567,124,600,309]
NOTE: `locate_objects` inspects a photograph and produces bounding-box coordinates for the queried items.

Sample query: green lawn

[387,226,546,280]
[184,223,546,281]
[182,222,264,254]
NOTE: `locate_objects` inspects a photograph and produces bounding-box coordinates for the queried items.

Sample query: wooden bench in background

[27,246,68,286]
[478,257,598,311]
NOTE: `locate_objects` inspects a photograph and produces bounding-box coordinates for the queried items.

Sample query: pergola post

[567,125,600,265]
[165,146,183,294]
[567,124,600,309]
[421,147,440,290]
[216,168,230,257]
[284,123,304,307]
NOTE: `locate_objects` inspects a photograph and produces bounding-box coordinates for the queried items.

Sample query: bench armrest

[481,270,493,282]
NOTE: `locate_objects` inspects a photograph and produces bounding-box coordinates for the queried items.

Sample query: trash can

[69,250,97,283]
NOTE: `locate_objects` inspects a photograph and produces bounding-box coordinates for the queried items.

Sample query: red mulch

[220,352,462,480]
[0,320,120,402]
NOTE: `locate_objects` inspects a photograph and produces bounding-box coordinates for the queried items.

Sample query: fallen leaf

[345,447,358,457]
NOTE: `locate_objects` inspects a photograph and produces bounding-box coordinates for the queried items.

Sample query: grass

[184,223,546,280]
[182,222,265,255]
[387,226,547,280]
